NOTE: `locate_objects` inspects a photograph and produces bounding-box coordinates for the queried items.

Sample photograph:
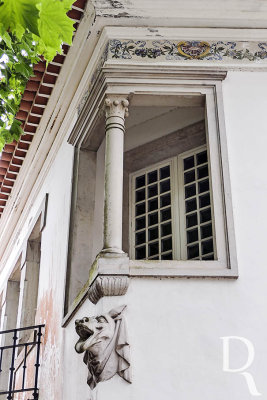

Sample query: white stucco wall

[0,70,267,400]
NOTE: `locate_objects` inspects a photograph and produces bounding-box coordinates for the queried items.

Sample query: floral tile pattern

[108,40,267,62]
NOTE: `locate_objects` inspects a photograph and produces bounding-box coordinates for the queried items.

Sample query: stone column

[88,97,130,304]
[102,97,129,254]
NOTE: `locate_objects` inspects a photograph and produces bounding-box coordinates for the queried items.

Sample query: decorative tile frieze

[108,39,267,62]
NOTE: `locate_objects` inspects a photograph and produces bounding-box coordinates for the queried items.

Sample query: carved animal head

[75,305,125,356]
[74,305,131,389]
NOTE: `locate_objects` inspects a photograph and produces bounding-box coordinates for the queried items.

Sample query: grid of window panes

[134,164,173,260]
[182,149,215,260]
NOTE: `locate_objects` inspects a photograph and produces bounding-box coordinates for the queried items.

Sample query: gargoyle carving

[75,305,131,389]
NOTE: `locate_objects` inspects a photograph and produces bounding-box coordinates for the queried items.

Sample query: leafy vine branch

[0,0,75,151]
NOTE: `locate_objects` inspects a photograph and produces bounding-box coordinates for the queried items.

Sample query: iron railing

[0,324,45,400]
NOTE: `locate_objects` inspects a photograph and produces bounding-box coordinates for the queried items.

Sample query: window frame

[177,145,217,261]
[129,156,179,261]
[129,144,218,263]
[67,66,238,294]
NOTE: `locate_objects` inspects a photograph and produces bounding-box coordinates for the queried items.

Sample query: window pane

[160,166,170,179]
[187,244,199,259]
[136,175,145,188]
[201,224,212,239]
[160,193,171,208]
[185,198,197,213]
[161,208,171,222]
[135,246,146,259]
[201,239,214,255]
[136,216,146,231]
[187,229,198,244]
[185,184,196,199]
[148,242,159,256]
[148,198,158,212]
[161,252,173,260]
[136,202,146,216]
[160,179,170,193]
[186,213,198,228]
[148,170,158,184]
[149,227,158,241]
[161,238,172,252]
[136,231,146,245]
[184,170,195,184]
[202,254,214,260]
[184,156,194,170]
[161,222,172,237]
[148,184,158,198]
[199,193,210,208]
[136,188,145,202]
[148,212,158,226]
[200,208,211,223]
[198,179,209,194]
[197,165,209,179]
[196,151,207,165]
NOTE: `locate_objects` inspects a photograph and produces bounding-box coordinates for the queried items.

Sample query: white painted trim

[102,26,267,42]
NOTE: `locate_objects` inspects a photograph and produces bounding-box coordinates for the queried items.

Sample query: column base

[100,248,127,257]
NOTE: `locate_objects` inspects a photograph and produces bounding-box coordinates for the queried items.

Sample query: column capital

[104,97,129,119]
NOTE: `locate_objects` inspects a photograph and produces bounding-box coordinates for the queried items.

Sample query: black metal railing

[0,324,45,400]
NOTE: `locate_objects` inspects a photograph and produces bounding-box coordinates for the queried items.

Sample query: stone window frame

[64,66,238,321]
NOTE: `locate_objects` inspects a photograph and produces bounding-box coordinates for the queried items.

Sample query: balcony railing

[0,324,45,400]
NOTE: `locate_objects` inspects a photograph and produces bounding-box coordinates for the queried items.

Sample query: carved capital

[104,97,129,119]
[88,275,130,304]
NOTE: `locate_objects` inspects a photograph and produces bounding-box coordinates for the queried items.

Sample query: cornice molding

[68,64,227,150]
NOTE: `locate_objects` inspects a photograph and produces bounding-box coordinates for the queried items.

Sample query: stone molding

[88,275,130,304]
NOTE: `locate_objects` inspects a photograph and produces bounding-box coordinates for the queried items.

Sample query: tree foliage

[0,0,75,151]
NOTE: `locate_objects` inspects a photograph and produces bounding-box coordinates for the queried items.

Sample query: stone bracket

[88,275,130,304]
[88,254,130,304]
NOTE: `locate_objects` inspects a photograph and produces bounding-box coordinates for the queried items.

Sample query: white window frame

[177,145,217,261]
[130,144,217,262]
[130,157,179,260]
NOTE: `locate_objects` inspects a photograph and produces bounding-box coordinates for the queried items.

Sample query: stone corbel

[88,275,130,304]
[88,254,130,304]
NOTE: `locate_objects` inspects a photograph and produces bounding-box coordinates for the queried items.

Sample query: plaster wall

[63,71,267,400]
[0,139,75,399]
[0,70,266,400]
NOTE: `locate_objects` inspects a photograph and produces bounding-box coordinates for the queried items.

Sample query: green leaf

[0,0,39,37]
[0,135,6,152]
[37,0,74,60]
[10,118,23,140]
[2,31,12,48]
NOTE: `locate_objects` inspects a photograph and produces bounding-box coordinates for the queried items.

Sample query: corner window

[66,73,238,309]
[130,145,216,261]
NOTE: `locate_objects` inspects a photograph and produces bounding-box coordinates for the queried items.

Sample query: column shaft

[103,98,129,253]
